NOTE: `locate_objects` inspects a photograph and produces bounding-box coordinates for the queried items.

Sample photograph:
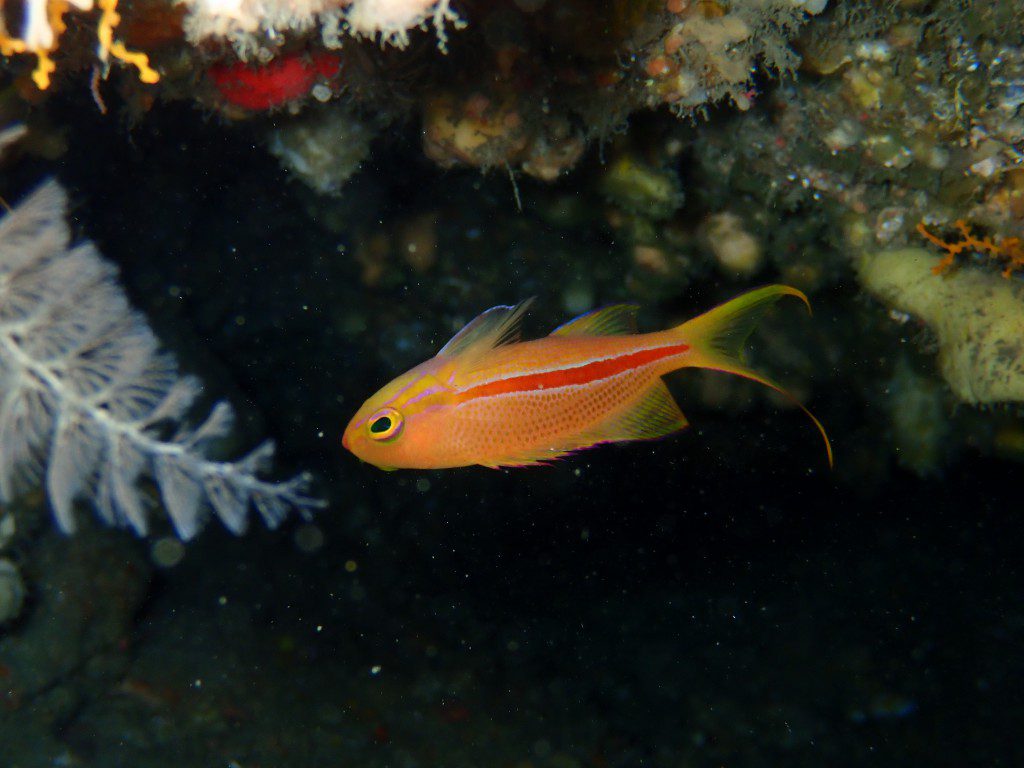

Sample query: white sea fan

[0,180,325,540]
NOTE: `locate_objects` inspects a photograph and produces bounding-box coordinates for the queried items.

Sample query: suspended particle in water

[151,536,185,568]
[294,523,325,553]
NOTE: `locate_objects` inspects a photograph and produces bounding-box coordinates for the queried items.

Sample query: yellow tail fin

[675,285,833,468]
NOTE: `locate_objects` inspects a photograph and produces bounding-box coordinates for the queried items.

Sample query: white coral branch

[0,180,325,540]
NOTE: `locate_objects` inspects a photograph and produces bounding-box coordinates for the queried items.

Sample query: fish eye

[367,408,403,441]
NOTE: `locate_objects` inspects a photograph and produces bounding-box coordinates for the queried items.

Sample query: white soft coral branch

[22,0,95,51]
[345,0,463,50]
[179,0,464,59]
[0,180,325,540]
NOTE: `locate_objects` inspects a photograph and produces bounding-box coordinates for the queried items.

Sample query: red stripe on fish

[458,343,690,401]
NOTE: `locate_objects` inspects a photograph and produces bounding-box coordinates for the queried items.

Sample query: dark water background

[2,94,1021,767]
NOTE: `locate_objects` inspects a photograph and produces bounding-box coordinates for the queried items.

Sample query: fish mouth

[341,430,351,451]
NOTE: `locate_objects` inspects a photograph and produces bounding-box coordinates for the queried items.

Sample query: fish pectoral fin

[435,299,534,359]
[480,381,688,469]
[548,304,639,337]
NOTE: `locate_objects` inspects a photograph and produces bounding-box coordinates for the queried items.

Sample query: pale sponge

[858,248,1024,404]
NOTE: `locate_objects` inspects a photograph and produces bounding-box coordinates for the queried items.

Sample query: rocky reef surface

[0,0,1022,766]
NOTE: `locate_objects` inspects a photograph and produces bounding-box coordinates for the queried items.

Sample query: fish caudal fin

[674,285,833,468]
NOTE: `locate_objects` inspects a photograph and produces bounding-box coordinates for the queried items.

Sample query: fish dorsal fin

[549,304,639,337]
[436,299,534,358]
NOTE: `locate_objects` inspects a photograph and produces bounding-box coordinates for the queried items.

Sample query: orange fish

[342,285,832,470]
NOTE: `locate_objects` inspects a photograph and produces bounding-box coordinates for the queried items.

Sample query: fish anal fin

[585,379,688,443]
[480,380,687,469]
[549,304,639,337]
[436,299,534,359]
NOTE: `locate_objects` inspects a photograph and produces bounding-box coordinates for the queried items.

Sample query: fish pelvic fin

[675,285,833,468]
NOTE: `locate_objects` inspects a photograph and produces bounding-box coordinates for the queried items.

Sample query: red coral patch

[208,51,343,111]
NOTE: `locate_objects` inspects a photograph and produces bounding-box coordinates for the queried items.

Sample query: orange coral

[0,0,158,89]
[917,220,1024,279]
